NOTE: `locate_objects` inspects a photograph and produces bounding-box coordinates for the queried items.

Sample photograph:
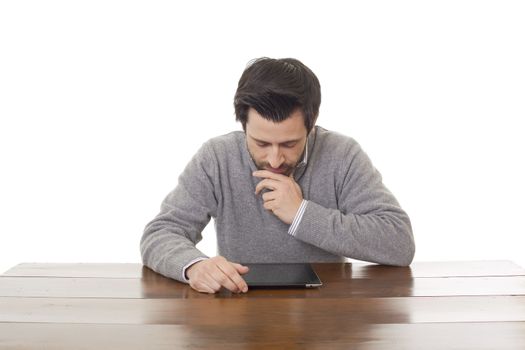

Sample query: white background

[1,1,524,274]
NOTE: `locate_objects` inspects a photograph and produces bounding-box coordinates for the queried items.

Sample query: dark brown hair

[234,57,321,133]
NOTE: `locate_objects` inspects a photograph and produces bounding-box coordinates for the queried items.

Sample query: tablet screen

[242,263,322,288]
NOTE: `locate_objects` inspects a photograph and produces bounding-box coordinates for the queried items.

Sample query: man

[141,57,415,294]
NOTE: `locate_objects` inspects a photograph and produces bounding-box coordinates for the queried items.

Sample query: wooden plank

[2,296,525,325]
[4,261,524,279]
[347,260,525,278]
[2,263,143,278]
[1,275,525,298]
[0,322,524,350]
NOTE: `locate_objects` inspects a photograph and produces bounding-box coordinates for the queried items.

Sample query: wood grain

[1,274,524,298]
[1,322,524,350]
[2,296,525,325]
[1,261,525,349]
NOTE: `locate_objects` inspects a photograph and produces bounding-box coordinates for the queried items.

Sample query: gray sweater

[141,126,415,282]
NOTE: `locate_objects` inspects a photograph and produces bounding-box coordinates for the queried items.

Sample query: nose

[268,146,284,169]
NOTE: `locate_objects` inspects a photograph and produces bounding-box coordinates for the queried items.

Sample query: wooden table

[1,261,525,349]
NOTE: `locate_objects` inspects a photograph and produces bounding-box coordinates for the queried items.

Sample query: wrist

[288,199,308,236]
[183,257,208,282]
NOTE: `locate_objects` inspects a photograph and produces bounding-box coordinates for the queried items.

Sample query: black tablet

[242,263,322,288]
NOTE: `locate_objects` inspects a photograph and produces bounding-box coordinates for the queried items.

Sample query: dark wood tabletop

[1,261,525,349]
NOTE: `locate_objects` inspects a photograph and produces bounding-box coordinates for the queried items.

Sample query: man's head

[234,57,321,133]
[234,58,321,175]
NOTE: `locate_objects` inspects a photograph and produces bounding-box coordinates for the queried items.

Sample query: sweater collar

[293,127,316,180]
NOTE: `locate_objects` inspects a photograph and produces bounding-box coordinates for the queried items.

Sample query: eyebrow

[250,136,302,145]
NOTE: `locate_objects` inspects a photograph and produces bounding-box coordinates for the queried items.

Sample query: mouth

[266,167,287,174]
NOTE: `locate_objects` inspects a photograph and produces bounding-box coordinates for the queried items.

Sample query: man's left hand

[253,170,303,225]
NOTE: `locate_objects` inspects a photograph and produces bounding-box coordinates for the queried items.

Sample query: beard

[247,147,298,176]
[254,160,296,176]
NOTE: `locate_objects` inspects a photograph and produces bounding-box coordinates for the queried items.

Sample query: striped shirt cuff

[288,200,308,236]
[182,257,209,283]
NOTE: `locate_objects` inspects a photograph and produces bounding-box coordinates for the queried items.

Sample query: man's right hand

[185,256,250,294]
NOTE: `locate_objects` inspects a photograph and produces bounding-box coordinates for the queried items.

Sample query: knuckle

[211,256,224,265]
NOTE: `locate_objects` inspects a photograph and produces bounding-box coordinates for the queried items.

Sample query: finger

[195,282,216,294]
[262,191,277,202]
[203,284,216,293]
[216,261,248,293]
[232,263,250,275]
[231,263,249,292]
[189,256,231,294]
[230,266,248,292]
[253,170,288,181]
[255,179,280,195]
[214,272,241,293]
[263,200,275,211]
[255,179,273,195]
[207,263,240,293]
[190,278,217,294]
[219,261,248,284]
[205,272,224,292]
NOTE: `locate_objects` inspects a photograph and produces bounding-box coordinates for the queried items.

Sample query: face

[245,108,308,176]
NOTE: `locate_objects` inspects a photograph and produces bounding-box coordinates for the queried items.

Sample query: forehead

[245,108,307,143]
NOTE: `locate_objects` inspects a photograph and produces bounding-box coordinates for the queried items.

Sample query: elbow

[384,240,414,267]
[378,214,415,267]
[140,225,155,267]
[396,238,415,266]
[139,234,149,266]
[393,221,415,267]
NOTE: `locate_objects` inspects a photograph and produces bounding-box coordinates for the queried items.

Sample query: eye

[256,141,270,147]
[282,142,297,148]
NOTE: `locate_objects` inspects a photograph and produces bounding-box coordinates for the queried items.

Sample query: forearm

[292,201,415,266]
[141,141,219,282]
[140,212,209,282]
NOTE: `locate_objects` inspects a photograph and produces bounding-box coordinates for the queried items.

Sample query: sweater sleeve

[140,142,218,282]
[292,142,415,266]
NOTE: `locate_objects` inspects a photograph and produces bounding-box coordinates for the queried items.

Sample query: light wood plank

[2,263,142,278]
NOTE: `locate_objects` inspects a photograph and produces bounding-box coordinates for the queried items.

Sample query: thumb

[232,263,250,274]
